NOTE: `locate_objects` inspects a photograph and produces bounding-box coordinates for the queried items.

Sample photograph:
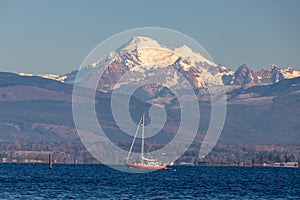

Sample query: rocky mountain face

[229,64,300,86]
[230,64,260,85]
[256,65,283,84]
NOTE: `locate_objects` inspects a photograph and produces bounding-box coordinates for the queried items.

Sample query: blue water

[0,164,299,199]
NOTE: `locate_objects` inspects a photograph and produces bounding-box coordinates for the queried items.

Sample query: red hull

[126,163,167,170]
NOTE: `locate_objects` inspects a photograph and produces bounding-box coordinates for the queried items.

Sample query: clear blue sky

[0,0,299,74]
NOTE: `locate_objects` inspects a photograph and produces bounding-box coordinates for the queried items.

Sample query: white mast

[141,112,145,164]
[126,115,143,163]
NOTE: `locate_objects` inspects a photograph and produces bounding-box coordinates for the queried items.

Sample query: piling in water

[49,153,52,169]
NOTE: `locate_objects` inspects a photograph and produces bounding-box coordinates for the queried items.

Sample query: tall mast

[126,116,142,163]
[141,112,145,164]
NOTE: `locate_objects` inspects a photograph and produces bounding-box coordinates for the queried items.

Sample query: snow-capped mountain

[19,36,300,89]
[68,36,234,91]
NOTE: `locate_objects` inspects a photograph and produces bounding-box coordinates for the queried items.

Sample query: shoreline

[0,162,298,168]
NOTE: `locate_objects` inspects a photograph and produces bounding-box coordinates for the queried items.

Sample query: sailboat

[125,113,167,170]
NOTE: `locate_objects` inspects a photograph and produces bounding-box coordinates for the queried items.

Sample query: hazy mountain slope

[0,72,299,145]
[0,72,76,142]
[0,72,73,94]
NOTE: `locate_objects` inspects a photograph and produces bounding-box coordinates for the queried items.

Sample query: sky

[0,0,300,74]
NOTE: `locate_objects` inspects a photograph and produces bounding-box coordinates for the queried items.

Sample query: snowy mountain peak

[123,36,162,52]
[271,64,279,69]
[176,45,192,52]
[230,64,260,85]
[68,36,226,90]
[118,36,217,70]
[281,66,300,79]
[174,45,216,67]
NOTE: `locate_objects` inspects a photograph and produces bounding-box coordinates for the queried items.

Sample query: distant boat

[125,113,167,170]
[274,162,298,168]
